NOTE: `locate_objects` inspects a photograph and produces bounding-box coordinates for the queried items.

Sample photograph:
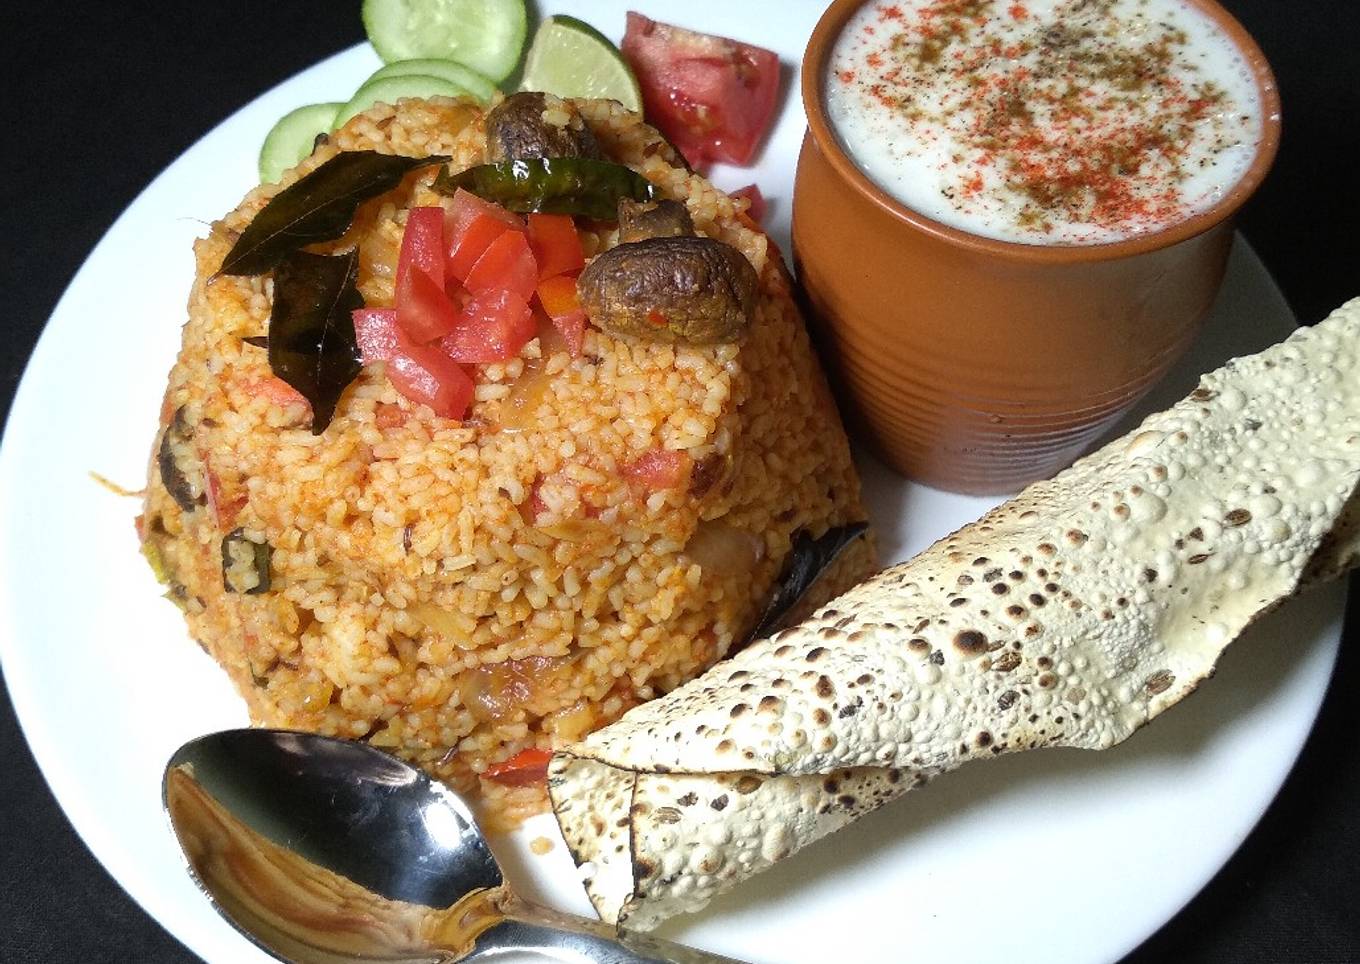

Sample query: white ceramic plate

[0,3,1340,963]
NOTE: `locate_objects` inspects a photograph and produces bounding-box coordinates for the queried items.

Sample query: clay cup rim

[801,0,1283,265]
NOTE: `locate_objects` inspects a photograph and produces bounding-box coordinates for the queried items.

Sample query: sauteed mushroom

[617,198,696,243]
[485,92,601,162]
[577,235,758,344]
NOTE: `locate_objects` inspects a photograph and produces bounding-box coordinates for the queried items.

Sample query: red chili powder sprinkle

[836,0,1243,236]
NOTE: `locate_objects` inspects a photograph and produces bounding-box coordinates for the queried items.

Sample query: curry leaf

[744,522,870,645]
[219,151,449,276]
[434,158,656,220]
[268,249,364,434]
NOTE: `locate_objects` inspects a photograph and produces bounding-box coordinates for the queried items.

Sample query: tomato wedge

[483,747,553,787]
[464,230,539,300]
[386,342,475,420]
[526,213,585,280]
[621,13,781,167]
[536,275,588,357]
[440,289,536,363]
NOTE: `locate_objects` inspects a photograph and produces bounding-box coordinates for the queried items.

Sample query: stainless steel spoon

[164,729,741,964]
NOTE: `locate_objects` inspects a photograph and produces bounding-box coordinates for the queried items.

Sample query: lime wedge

[520,15,642,111]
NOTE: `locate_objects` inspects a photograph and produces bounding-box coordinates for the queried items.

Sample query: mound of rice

[140,95,874,826]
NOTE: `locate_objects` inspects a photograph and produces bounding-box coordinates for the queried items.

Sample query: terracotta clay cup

[794,0,1281,495]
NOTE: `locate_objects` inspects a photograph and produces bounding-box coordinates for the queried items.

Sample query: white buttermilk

[826,0,1264,245]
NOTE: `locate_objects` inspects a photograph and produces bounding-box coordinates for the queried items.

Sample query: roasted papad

[549,297,1360,929]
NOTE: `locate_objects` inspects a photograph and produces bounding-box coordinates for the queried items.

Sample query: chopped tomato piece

[444,190,524,283]
[536,275,588,357]
[443,187,522,241]
[532,308,571,355]
[397,266,460,342]
[622,13,781,167]
[390,207,460,342]
[202,463,223,523]
[242,375,308,407]
[216,493,248,531]
[625,449,691,490]
[439,289,536,363]
[483,747,553,787]
[445,286,475,312]
[355,308,474,419]
[526,213,585,280]
[535,274,580,317]
[447,214,516,284]
[730,184,766,222]
[398,207,447,289]
[521,472,550,524]
[464,230,539,300]
[374,402,408,430]
[550,311,586,358]
[353,308,399,363]
[200,463,248,531]
[386,342,475,420]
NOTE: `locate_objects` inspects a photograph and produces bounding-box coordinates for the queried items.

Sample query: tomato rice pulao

[139,94,874,826]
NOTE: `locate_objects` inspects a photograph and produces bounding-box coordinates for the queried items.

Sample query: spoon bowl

[164,729,739,964]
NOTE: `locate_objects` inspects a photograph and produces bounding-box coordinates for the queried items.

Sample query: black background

[3,2,1359,961]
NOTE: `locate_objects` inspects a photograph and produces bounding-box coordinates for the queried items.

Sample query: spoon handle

[463,898,746,963]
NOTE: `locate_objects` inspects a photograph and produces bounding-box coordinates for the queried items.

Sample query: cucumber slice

[362,0,528,82]
[258,102,343,184]
[334,74,476,129]
[365,58,497,103]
